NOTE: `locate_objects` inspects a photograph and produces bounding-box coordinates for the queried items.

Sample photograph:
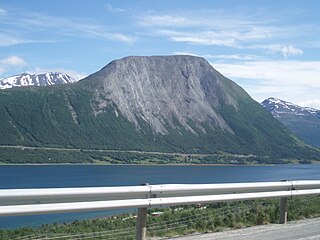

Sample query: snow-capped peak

[263,97,300,110]
[0,72,76,90]
[261,97,319,118]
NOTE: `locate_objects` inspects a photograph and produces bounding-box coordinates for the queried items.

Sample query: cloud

[0,34,57,47]
[173,52,263,61]
[77,24,135,43]
[298,100,320,110]
[205,54,263,61]
[1,56,27,66]
[106,4,127,13]
[214,60,320,86]
[251,44,303,58]
[212,60,320,105]
[0,34,25,47]
[156,30,238,47]
[138,12,265,29]
[57,17,136,44]
[172,51,200,56]
[139,12,277,48]
[162,28,276,48]
[280,45,303,58]
[1,10,135,45]
[138,15,198,27]
[0,56,27,77]
[138,10,316,56]
[18,14,136,44]
[171,34,236,47]
[0,7,6,16]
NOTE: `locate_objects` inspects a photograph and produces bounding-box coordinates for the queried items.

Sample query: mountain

[88,56,238,135]
[0,55,319,163]
[0,72,75,89]
[262,97,320,147]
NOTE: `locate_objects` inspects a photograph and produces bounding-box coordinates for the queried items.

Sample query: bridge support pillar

[280,197,288,224]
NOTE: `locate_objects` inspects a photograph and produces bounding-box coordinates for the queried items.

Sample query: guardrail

[1,180,320,240]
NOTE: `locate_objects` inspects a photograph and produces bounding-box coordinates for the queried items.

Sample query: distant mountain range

[0,72,75,89]
[0,56,319,163]
[261,97,320,147]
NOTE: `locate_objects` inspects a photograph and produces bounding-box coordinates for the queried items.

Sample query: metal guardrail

[1,180,320,240]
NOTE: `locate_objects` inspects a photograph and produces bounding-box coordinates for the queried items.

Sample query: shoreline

[0,162,297,167]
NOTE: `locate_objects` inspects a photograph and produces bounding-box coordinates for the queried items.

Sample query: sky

[0,0,320,108]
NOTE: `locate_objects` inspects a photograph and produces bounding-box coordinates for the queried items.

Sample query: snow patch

[262,97,320,117]
[0,72,75,89]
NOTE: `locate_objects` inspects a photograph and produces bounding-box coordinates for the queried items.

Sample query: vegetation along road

[0,145,268,165]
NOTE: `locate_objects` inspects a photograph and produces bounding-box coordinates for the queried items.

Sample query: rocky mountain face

[262,97,320,147]
[89,56,237,135]
[0,72,75,89]
[0,55,319,163]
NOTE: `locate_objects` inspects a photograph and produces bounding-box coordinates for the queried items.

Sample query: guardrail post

[136,207,147,240]
[279,197,288,224]
[136,183,149,240]
[279,180,288,224]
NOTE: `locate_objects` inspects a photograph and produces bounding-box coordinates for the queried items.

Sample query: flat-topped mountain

[0,72,75,89]
[0,55,319,163]
[262,97,320,147]
[86,55,238,135]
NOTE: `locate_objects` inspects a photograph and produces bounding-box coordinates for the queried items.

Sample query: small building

[150,211,163,217]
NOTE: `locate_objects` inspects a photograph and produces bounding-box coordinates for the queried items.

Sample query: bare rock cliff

[87,55,238,135]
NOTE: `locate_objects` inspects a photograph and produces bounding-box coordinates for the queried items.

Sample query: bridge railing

[1,180,320,240]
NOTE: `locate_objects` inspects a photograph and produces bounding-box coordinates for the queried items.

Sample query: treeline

[0,148,93,164]
[0,147,296,165]
[1,196,320,239]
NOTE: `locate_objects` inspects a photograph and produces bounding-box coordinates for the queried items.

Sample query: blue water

[1,164,320,229]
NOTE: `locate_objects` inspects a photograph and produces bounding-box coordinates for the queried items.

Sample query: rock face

[262,97,320,147]
[0,72,75,89]
[89,56,237,135]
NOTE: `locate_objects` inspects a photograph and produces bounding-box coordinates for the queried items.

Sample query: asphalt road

[167,217,320,240]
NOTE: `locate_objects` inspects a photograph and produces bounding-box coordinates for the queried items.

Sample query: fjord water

[1,164,320,229]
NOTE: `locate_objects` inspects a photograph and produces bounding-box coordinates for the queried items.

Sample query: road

[167,217,320,240]
[0,144,253,158]
[0,144,210,156]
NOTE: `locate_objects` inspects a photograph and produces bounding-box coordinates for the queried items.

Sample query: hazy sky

[1,0,319,108]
